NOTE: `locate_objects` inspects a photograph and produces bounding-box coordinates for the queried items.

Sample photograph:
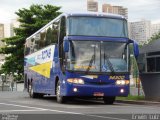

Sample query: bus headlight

[116,80,129,85]
[67,78,84,84]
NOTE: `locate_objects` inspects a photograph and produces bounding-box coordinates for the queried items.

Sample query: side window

[39,21,60,49]
[30,38,34,53]
[27,38,32,55]
[34,33,40,51]
[52,20,60,44]
[24,40,30,55]
[39,30,46,49]
[45,25,52,46]
[25,19,61,55]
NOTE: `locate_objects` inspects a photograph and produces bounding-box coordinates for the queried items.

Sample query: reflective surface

[66,41,128,73]
[68,17,128,37]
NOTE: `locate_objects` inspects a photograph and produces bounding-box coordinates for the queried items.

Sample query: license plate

[93,92,104,96]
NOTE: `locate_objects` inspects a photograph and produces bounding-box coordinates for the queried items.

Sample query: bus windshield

[68,17,128,37]
[67,41,128,73]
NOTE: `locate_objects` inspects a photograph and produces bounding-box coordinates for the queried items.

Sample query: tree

[0,4,61,81]
[148,31,160,43]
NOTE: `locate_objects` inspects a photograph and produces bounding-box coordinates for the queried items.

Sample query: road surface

[0,91,160,120]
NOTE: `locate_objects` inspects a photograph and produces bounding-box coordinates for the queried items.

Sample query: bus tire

[103,96,115,104]
[56,81,66,103]
[29,83,38,98]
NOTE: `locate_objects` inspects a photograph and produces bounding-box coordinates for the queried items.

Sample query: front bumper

[62,83,129,97]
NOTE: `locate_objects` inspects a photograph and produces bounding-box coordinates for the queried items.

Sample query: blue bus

[24,12,139,104]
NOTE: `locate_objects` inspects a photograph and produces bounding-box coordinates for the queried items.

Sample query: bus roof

[26,12,126,40]
[63,12,125,19]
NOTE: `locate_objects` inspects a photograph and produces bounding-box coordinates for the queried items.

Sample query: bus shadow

[38,96,116,105]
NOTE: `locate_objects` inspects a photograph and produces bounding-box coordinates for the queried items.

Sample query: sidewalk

[116,99,160,105]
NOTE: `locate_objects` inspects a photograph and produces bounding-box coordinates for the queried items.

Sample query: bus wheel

[29,83,38,98]
[56,81,66,103]
[103,96,115,104]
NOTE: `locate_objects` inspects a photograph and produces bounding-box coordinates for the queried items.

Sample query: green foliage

[148,31,160,44]
[116,95,145,101]
[0,4,61,81]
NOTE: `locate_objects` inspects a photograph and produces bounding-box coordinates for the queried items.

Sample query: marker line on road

[0,102,48,111]
[0,102,128,120]
[0,110,45,112]
[11,100,96,109]
[0,102,83,114]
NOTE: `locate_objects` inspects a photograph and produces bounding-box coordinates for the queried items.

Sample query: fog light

[73,88,78,92]
[120,89,124,93]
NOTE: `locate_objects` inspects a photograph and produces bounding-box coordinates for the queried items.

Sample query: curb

[116,100,160,105]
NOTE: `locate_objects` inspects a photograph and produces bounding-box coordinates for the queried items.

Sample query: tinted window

[156,57,160,72]
[147,58,156,72]
[25,19,60,55]
[52,20,59,43]
[147,57,160,72]
[34,33,40,51]
[39,30,46,49]
[68,17,128,37]
[24,40,30,55]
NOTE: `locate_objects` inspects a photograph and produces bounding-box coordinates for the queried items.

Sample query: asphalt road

[0,91,160,120]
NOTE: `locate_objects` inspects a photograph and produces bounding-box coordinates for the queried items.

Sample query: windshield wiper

[104,53,115,75]
[85,54,95,74]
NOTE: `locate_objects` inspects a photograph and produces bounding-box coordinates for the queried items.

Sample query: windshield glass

[66,41,128,73]
[68,17,128,37]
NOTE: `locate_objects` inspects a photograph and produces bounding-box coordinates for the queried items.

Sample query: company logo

[37,48,51,60]
[42,48,51,60]
[109,76,125,80]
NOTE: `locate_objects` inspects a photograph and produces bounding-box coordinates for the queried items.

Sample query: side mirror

[63,39,69,52]
[129,39,139,58]
[133,41,139,58]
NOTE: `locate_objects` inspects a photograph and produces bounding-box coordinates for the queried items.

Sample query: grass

[116,95,145,101]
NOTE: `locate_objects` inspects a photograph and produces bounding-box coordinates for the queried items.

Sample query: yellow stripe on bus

[29,61,52,78]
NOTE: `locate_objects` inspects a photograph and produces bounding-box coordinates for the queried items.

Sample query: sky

[0,0,160,23]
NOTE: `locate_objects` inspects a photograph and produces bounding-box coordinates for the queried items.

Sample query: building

[102,4,128,19]
[0,23,5,69]
[10,19,20,37]
[4,24,12,38]
[0,24,4,39]
[102,4,112,13]
[138,39,160,101]
[151,23,160,36]
[129,20,151,45]
[0,19,20,71]
[87,0,98,12]
[2,19,20,38]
